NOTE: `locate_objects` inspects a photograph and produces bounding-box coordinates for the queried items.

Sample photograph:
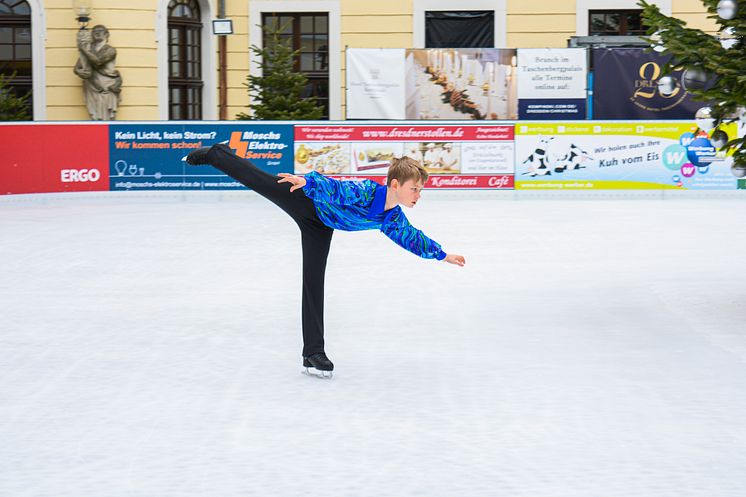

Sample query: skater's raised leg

[186,143,307,219]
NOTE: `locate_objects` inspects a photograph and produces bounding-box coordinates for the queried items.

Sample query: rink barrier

[1,121,743,195]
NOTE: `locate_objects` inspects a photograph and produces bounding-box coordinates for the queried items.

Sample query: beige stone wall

[673,0,718,33]
[507,0,576,48]
[338,0,412,117]
[225,0,248,120]
[38,0,713,121]
[45,0,162,120]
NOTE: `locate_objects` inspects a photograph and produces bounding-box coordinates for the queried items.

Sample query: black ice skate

[303,352,334,379]
[183,146,212,165]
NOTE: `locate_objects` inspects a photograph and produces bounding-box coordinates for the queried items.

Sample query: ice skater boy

[186,144,466,377]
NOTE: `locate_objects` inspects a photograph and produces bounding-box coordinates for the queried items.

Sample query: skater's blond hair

[387,156,429,187]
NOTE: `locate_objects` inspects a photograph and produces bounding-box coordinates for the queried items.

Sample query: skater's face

[392,178,424,208]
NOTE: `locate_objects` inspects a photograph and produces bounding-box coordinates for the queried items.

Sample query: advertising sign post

[294,124,515,189]
[515,121,739,190]
[108,124,294,191]
[0,124,109,195]
[517,48,587,120]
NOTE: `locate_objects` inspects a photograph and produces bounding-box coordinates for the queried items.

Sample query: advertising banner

[592,48,712,120]
[0,124,109,195]
[346,49,406,120]
[515,121,739,190]
[294,124,515,189]
[345,49,518,121]
[4,122,742,195]
[405,49,518,121]
[517,48,587,120]
[109,124,293,191]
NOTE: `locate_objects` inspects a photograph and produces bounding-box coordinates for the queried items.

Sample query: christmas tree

[640,0,746,177]
[236,22,324,120]
[0,72,31,121]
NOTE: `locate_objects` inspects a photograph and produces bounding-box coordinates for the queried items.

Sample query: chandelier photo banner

[346,48,518,121]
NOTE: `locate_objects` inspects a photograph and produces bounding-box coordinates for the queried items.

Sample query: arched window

[168,0,202,120]
[0,0,32,116]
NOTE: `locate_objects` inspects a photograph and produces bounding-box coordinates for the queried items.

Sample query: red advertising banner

[330,174,514,189]
[295,125,515,141]
[0,124,109,195]
[295,124,516,189]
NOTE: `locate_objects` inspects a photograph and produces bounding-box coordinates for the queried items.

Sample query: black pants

[204,144,333,357]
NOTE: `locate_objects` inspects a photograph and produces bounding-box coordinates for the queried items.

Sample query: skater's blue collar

[368,183,399,226]
[369,183,389,216]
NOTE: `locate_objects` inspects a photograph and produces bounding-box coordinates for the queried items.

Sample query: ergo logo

[61,168,101,183]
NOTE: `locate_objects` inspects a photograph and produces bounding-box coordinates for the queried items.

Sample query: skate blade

[302,367,333,379]
[180,140,227,161]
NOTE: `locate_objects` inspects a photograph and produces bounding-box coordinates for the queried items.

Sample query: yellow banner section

[515,122,695,141]
[516,180,681,190]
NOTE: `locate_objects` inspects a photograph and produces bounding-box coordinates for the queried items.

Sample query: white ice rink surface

[1,191,745,497]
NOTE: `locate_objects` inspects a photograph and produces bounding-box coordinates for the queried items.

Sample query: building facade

[1,0,715,121]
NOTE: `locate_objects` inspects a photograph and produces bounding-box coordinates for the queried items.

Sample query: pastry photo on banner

[294,142,351,175]
[405,48,518,120]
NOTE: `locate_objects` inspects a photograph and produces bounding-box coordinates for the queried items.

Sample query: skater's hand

[444,254,466,267]
[277,173,307,192]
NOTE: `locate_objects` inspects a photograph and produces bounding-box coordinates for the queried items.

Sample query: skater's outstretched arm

[279,171,465,266]
[381,209,465,266]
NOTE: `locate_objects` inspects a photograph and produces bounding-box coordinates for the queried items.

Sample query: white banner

[346,49,405,119]
[517,48,587,99]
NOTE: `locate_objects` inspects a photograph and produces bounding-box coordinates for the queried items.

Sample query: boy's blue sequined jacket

[302,171,446,261]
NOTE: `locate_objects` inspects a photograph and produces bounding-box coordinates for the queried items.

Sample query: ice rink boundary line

[0,189,744,205]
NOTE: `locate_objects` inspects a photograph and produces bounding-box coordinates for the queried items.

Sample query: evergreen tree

[640,0,746,176]
[237,22,324,120]
[0,72,31,121]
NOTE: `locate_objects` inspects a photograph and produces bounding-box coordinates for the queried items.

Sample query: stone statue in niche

[74,25,123,120]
